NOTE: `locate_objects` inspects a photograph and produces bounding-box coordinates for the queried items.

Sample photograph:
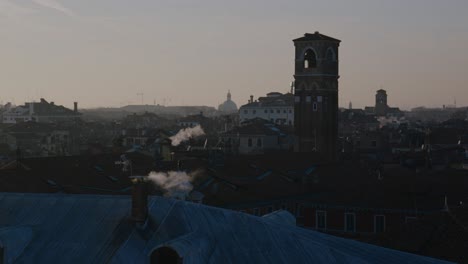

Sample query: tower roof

[293,32,341,42]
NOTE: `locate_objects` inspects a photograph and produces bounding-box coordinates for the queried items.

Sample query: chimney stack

[250,95,254,104]
[130,176,149,223]
[74,102,78,112]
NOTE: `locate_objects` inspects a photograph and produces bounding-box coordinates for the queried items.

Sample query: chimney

[74,102,78,112]
[130,176,149,223]
[250,95,254,104]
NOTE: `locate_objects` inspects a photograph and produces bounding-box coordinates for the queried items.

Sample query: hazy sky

[1,0,467,109]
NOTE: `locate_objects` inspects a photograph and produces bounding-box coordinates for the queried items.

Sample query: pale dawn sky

[0,0,467,109]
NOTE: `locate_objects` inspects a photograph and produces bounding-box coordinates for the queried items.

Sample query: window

[324,97,328,112]
[248,138,252,147]
[283,110,287,113]
[326,47,336,61]
[267,206,273,213]
[276,109,280,114]
[244,110,248,114]
[295,203,302,217]
[371,140,377,147]
[374,215,385,233]
[289,109,292,113]
[306,96,311,103]
[253,208,259,216]
[264,109,268,113]
[270,109,274,113]
[313,103,318,111]
[345,213,356,232]
[257,138,262,147]
[304,49,317,68]
[316,211,327,229]
[294,96,300,103]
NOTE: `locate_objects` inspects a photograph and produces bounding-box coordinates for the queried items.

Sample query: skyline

[1,0,468,109]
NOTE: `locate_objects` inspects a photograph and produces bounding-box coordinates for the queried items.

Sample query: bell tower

[293,32,341,161]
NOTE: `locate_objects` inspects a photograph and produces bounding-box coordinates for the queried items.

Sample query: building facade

[293,32,340,161]
[2,99,80,124]
[239,92,294,125]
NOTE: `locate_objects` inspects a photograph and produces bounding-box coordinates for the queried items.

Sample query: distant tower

[293,32,341,161]
[375,89,388,116]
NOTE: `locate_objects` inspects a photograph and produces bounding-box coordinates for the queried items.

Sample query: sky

[0,0,467,110]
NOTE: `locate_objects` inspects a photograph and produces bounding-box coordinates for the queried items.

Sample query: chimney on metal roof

[249,95,254,104]
[130,176,149,223]
[74,102,78,113]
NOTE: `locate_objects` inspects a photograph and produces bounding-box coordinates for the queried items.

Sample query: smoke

[148,171,197,199]
[170,125,205,146]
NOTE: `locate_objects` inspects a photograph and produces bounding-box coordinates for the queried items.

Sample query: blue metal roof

[0,193,453,264]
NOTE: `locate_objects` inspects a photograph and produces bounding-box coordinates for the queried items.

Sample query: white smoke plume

[148,171,196,200]
[169,125,205,146]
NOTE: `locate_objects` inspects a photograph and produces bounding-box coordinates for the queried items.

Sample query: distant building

[218,90,238,113]
[2,98,80,124]
[221,119,294,155]
[293,32,340,161]
[239,92,294,125]
[365,89,402,117]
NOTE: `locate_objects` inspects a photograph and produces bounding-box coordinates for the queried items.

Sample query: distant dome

[218,90,238,113]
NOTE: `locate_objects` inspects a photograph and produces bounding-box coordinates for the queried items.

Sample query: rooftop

[293,32,341,43]
[0,193,451,263]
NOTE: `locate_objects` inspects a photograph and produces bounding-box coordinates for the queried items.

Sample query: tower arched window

[326,47,336,61]
[304,49,317,69]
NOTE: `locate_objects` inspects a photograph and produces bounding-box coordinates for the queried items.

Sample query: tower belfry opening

[304,49,317,68]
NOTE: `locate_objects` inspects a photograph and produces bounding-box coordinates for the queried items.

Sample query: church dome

[218,90,238,113]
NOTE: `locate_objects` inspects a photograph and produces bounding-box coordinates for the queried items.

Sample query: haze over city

[1,0,467,109]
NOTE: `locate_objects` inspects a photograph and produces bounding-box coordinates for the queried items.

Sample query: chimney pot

[130,176,149,223]
[74,102,78,112]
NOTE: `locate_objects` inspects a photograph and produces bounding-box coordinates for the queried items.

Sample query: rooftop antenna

[115,154,133,176]
[137,92,144,105]
[442,196,449,212]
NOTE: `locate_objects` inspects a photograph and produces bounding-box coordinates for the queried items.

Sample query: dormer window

[304,49,317,69]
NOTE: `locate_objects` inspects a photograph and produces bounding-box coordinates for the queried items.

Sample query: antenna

[443,196,449,212]
[137,92,144,105]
